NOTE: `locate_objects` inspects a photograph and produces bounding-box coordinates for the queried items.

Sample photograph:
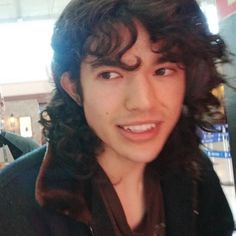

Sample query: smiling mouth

[119,123,156,133]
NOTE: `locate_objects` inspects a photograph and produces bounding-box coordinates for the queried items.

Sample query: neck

[97,152,146,187]
[97,152,147,229]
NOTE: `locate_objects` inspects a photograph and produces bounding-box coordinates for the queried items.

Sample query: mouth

[117,122,161,142]
[120,123,156,133]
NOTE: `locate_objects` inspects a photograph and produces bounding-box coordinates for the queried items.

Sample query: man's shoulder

[0,145,46,192]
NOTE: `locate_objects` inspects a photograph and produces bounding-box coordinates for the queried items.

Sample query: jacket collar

[35,145,198,235]
[35,144,92,225]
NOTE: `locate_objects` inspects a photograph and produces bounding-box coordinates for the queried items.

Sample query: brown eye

[99,71,121,80]
[154,67,175,77]
[100,72,111,80]
[155,68,166,76]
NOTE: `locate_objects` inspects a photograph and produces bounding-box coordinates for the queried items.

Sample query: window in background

[0,19,54,84]
[200,2,219,34]
[19,116,32,137]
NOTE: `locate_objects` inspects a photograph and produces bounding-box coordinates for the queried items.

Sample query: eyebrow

[89,58,119,69]
[86,52,181,72]
[88,56,142,72]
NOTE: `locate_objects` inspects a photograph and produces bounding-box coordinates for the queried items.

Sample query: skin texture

[80,22,185,174]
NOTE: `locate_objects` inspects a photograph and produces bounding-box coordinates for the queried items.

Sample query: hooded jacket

[0,145,234,236]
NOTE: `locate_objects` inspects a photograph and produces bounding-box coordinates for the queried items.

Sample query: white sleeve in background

[0,145,14,163]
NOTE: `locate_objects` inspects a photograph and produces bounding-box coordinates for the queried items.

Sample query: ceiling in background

[0,0,70,22]
[0,0,219,86]
[0,0,216,23]
[198,0,216,4]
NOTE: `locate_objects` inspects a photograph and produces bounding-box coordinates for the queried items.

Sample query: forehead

[85,21,134,54]
[83,20,163,65]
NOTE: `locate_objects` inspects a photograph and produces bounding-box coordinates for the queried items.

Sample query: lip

[117,121,162,142]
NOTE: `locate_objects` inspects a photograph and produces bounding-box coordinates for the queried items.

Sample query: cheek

[171,94,185,116]
[83,100,113,143]
[83,98,111,129]
[82,84,120,122]
[162,84,185,103]
[164,83,185,117]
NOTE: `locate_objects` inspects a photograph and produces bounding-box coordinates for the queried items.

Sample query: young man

[0,0,234,235]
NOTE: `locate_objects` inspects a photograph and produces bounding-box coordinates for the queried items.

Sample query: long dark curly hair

[40,0,230,178]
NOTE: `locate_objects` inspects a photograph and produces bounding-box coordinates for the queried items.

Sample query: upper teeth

[122,123,156,133]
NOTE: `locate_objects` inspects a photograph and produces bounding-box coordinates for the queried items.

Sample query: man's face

[79,22,185,169]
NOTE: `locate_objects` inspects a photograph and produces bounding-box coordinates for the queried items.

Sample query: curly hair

[40,0,230,178]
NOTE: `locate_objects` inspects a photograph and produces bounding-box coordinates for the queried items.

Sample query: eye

[154,67,174,77]
[98,71,121,80]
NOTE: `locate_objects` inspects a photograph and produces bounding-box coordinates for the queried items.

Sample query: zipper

[88,225,95,236]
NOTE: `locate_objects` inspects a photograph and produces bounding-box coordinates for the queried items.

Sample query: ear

[60,72,81,105]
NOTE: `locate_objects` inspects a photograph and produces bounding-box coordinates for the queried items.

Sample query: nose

[124,75,156,112]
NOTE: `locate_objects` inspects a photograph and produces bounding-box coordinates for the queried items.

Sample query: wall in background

[4,99,42,144]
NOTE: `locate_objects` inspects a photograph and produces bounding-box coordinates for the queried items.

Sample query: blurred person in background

[0,130,40,160]
[0,91,39,163]
[0,0,234,235]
